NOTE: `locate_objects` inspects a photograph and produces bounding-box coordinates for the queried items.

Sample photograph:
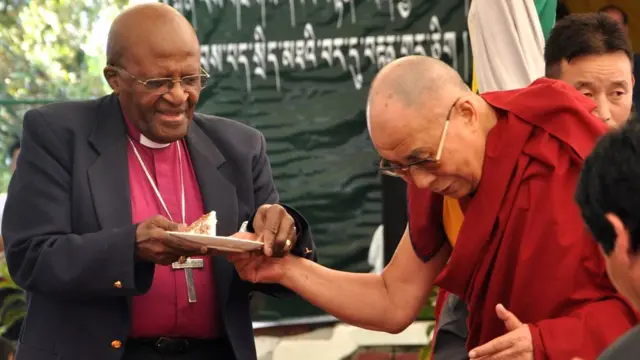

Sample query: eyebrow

[574,80,629,89]
[405,148,430,163]
[609,80,629,88]
[574,81,595,89]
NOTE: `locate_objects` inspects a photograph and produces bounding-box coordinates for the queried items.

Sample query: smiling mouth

[157,111,185,121]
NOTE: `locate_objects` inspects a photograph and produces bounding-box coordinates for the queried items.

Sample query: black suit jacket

[2,95,317,360]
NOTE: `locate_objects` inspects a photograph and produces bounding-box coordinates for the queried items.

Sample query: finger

[272,215,295,257]
[473,347,518,360]
[252,204,271,233]
[227,252,252,262]
[231,232,259,241]
[469,333,516,359]
[261,206,285,257]
[496,304,522,331]
[150,215,181,231]
[157,232,208,255]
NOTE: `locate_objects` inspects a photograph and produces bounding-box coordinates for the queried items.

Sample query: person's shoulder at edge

[597,325,640,360]
[477,77,606,167]
[481,77,596,115]
[22,96,111,135]
[480,77,606,143]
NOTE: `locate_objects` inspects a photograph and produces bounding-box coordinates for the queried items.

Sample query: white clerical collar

[139,133,172,149]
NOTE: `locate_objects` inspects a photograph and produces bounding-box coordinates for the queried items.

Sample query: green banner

[164,0,471,323]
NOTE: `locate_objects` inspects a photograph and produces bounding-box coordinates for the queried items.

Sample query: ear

[605,213,632,261]
[103,66,120,95]
[457,95,480,130]
[631,74,635,88]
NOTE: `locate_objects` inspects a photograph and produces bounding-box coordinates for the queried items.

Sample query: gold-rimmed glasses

[378,97,460,177]
[110,66,210,95]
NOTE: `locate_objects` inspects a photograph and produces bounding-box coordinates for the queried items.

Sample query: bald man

[2,4,317,360]
[229,55,638,359]
[428,12,636,359]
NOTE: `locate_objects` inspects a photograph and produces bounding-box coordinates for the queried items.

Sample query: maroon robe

[126,121,220,338]
[409,78,638,359]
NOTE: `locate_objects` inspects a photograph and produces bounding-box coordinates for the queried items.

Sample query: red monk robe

[408,188,466,360]
[408,77,638,359]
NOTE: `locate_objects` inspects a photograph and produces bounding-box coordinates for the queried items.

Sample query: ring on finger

[284,239,292,250]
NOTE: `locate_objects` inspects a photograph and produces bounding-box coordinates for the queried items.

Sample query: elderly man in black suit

[2,3,316,360]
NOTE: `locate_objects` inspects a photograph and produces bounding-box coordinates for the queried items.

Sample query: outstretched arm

[278,227,450,333]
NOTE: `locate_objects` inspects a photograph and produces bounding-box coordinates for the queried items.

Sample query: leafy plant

[0,0,127,192]
[417,287,438,360]
[0,257,25,337]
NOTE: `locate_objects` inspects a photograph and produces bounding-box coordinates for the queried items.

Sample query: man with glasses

[427,12,637,360]
[228,55,638,360]
[2,3,316,360]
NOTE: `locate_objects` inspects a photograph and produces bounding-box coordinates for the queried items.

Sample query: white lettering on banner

[166,0,471,94]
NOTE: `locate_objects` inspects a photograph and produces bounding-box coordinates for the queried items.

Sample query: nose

[162,81,189,105]
[592,96,613,126]
[407,170,437,190]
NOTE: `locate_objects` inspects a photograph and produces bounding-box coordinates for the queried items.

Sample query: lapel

[87,95,132,231]
[86,95,134,309]
[185,117,239,308]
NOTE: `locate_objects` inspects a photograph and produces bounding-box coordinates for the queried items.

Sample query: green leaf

[0,0,127,191]
[0,259,26,337]
[418,287,439,357]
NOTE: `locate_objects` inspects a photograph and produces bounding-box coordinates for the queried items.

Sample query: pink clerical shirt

[126,121,220,339]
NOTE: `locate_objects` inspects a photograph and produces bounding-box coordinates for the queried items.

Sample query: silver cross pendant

[172,258,204,303]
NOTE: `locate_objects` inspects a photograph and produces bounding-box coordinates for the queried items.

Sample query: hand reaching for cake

[253,204,297,257]
[135,215,210,265]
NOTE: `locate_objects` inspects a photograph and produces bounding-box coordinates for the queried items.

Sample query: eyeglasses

[378,97,460,177]
[111,66,210,94]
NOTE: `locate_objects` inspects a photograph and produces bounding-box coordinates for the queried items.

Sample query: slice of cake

[186,211,217,236]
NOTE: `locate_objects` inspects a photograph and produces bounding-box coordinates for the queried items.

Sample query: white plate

[167,232,264,253]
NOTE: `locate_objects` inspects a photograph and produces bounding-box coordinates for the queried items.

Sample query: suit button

[111,340,122,349]
[113,281,122,289]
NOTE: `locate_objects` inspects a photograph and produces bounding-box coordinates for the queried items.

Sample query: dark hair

[6,138,19,164]
[545,13,632,78]
[599,4,629,25]
[575,118,640,255]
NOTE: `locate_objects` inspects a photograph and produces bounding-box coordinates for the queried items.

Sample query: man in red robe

[429,12,637,359]
[229,55,638,359]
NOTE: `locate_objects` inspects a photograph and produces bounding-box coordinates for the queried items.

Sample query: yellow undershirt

[442,197,464,246]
